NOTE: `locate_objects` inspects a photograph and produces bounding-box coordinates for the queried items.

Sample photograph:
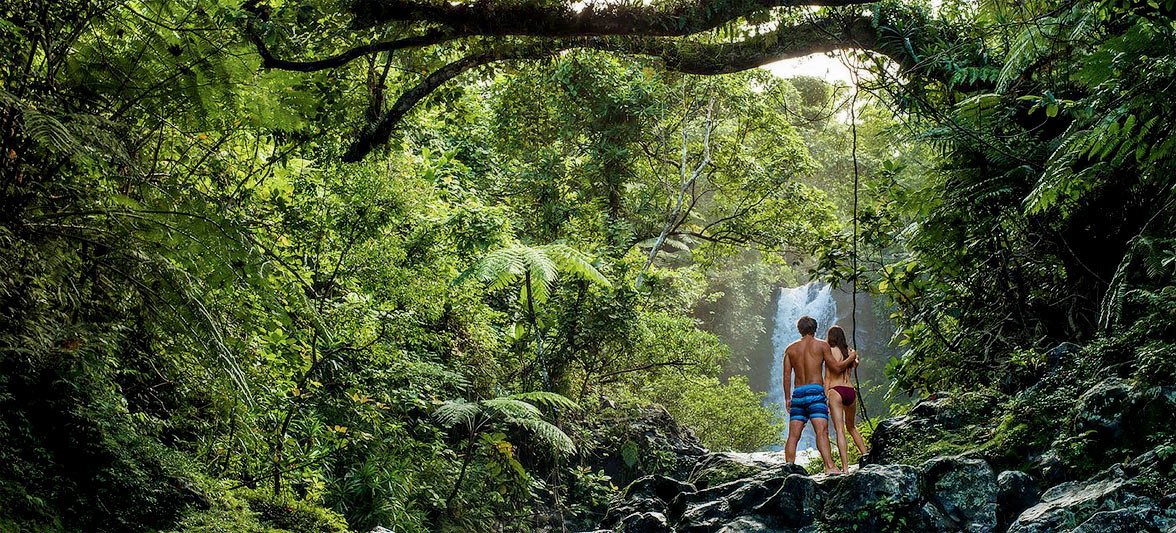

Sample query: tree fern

[512,418,575,457]
[458,242,610,304]
[433,399,481,428]
[431,393,577,456]
[482,398,543,420]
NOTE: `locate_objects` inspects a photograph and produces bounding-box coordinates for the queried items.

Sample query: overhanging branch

[351,0,873,37]
[342,43,560,162]
[342,14,890,161]
[249,28,459,72]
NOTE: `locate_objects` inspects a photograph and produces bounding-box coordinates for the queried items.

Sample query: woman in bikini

[824,325,867,472]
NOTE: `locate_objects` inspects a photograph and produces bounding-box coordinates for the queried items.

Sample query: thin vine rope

[848,55,874,432]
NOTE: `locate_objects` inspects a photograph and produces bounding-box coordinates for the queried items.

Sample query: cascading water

[766,282,838,452]
[755,279,894,460]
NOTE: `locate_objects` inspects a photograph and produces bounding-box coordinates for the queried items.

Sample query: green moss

[690,459,763,487]
[172,486,350,533]
[238,488,351,533]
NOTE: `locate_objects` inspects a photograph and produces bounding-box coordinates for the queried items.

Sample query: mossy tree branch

[350,0,873,37]
[247,1,916,161]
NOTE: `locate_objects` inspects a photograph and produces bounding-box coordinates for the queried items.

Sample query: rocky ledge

[586,445,1175,532]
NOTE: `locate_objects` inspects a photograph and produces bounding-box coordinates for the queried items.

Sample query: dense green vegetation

[2,0,1174,530]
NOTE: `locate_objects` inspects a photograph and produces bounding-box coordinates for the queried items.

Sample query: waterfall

[766,282,838,451]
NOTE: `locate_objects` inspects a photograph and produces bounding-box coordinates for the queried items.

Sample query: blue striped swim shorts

[790,384,829,422]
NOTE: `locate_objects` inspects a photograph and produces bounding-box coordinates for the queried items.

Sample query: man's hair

[796,316,817,336]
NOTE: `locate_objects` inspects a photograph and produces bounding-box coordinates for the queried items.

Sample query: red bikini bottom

[831,386,856,406]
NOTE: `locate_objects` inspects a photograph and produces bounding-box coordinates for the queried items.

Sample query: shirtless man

[783,316,858,473]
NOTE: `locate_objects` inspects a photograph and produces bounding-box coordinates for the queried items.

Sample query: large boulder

[687,451,803,489]
[1074,378,1176,454]
[1073,377,1134,441]
[1008,474,1145,532]
[602,476,694,528]
[668,476,766,519]
[996,470,1039,530]
[615,511,669,533]
[867,393,999,465]
[1026,450,1071,487]
[1009,443,1176,532]
[583,405,706,486]
[818,464,924,531]
[624,475,696,504]
[824,464,921,512]
[1044,342,1082,370]
[920,455,997,532]
[715,516,790,533]
[1070,506,1176,532]
[671,475,790,531]
[753,474,824,529]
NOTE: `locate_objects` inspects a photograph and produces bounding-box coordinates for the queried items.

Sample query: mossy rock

[687,454,766,489]
[173,487,349,533]
[238,488,350,533]
[869,391,1004,466]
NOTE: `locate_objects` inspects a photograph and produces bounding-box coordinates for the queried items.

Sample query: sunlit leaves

[458,242,611,304]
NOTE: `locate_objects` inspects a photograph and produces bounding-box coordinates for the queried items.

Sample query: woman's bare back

[824,345,855,388]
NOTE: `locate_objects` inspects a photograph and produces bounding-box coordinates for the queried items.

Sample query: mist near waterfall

[762,282,898,452]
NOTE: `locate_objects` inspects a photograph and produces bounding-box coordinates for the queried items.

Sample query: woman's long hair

[826,325,851,360]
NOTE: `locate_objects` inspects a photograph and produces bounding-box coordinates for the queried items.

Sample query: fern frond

[433,399,481,428]
[997,9,1097,92]
[24,108,79,154]
[458,243,610,301]
[1025,122,1090,215]
[476,246,526,291]
[518,245,558,303]
[512,418,576,457]
[953,93,1003,126]
[482,398,542,420]
[950,66,999,89]
[541,244,611,288]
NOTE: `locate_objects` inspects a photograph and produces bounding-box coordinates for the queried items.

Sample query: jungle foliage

[1,0,1175,530]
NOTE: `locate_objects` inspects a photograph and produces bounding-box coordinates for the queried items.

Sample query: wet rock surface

[1007,446,1176,533]
[866,392,998,465]
[687,451,803,489]
[996,470,1038,530]
[591,445,1174,533]
[1074,378,1176,453]
[585,387,1174,533]
[920,456,997,532]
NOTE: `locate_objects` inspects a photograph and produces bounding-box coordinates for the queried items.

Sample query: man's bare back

[786,336,832,388]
